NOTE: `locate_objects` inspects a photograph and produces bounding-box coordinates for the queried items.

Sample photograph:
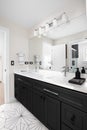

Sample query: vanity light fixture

[34,12,69,37]
[45,23,49,32]
[61,12,69,23]
[34,29,38,36]
[53,18,57,27]
[38,27,42,35]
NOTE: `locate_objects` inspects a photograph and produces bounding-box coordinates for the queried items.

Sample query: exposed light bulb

[53,18,57,27]
[61,12,69,23]
[38,27,42,35]
[41,27,45,34]
[45,23,49,32]
[34,29,38,36]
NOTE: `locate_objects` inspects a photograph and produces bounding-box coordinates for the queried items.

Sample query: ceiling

[0,0,85,29]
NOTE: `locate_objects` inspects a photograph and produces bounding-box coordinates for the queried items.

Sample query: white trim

[0,26,10,103]
[86,0,87,16]
[9,97,16,103]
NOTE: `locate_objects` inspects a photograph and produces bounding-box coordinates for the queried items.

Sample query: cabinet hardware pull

[43,88,59,96]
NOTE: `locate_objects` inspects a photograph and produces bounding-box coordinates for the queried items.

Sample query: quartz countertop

[14,69,87,94]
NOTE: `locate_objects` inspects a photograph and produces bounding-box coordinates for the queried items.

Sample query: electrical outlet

[11,61,14,66]
[25,61,29,65]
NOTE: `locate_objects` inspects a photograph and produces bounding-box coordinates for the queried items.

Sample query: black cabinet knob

[22,86,25,89]
[70,114,76,125]
[40,95,43,99]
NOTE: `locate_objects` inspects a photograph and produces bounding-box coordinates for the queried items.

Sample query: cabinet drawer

[62,103,84,130]
[33,81,60,99]
[60,88,87,112]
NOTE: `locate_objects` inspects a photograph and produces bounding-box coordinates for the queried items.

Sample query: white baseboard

[8,97,16,103]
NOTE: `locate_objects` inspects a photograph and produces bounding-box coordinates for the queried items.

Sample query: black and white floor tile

[0,102,48,130]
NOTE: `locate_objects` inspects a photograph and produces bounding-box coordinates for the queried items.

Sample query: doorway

[0,27,9,105]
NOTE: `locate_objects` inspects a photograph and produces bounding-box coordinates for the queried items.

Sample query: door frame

[0,26,9,103]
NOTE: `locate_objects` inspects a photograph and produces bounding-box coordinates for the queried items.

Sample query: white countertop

[14,69,87,94]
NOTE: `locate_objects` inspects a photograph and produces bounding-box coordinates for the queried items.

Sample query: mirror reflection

[68,39,87,73]
[29,14,87,73]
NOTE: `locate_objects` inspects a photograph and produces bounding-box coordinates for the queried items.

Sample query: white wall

[0,17,29,102]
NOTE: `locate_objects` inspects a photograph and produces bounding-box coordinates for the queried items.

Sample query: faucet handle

[62,66,69,72]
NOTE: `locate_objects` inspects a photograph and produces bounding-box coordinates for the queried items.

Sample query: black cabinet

[45,95,60,130]
[62,103,87,130]
[15,77,22,102]
[84,115,87,130]
[32,84,60,130]
[32,87,45,123]
[62,124,72,130]
[14,74,87,130]
[19,82,27,107]
[26,82,32,111]
[15,75,32,111]
[15,77,27,106]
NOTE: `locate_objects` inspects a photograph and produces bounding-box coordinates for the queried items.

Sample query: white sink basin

[20,69,75,82]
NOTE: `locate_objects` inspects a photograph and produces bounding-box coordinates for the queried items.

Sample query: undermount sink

[20,69,75,82]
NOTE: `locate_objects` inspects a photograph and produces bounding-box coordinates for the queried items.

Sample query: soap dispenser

[75,68,81,79]
[81,67,85,73]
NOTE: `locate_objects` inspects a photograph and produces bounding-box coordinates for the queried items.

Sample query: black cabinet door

[15,78,23,102]
[45,95,60,130]
[15,78,28,107]
[26,82,32,112]
[83,114,87,130]
[15,82,21,102]
[15,76,32,111]
[62,124,72,130]
[62,103,84,130]
[32,88,45,124]
[20,83,27,107]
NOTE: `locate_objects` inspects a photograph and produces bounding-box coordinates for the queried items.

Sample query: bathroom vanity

[14,70,87,130]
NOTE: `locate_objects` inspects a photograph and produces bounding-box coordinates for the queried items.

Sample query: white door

[0,27,9,103]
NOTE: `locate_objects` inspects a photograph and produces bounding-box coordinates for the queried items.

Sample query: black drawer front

[84,114,87,130]
[62,124,72,130]
[62,103,84,130]
[60,88,87,112]
[33,80,61,99]
[15,74,33,84]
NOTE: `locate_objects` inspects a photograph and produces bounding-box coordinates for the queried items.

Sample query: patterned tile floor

[0,102,48,130]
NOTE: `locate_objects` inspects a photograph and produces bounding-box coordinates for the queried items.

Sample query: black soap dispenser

[81,67,85,73]
[75,68,81,79]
